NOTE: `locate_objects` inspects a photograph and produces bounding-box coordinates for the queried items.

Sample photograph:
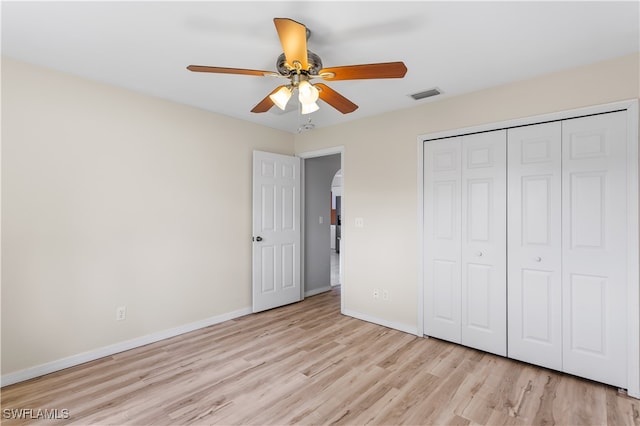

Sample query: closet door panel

[424,139,462,343]
[507,122,562,370]
[562,111,628,388]
[461,130,507,356]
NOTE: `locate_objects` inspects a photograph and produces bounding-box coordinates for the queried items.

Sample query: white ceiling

[2,1,639,133]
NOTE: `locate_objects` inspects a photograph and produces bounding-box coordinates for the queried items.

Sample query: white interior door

[252,151,301,313]
[561,111,628,387]
[460,130,507,357]
[423,138,462,343]
[507,122,562,370]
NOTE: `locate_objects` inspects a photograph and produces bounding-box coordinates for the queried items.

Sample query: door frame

[298,146,345,314]
[417,99,639,397]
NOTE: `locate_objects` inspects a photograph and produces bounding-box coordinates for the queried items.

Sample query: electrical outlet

[382,290,389,301]
[355,217,364,228]
[116,306,126,321]
[373,289,379,299]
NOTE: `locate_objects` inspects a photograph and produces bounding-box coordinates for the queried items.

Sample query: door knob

[476,251,483,257]
[535,256,542,262]
[254,236,263,242]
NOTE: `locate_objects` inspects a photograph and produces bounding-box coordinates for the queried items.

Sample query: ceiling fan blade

[251,86,286,113]
[315,83,358,114]
[319,61,407,81]
[187,65,273,76]
[273,18,309,70]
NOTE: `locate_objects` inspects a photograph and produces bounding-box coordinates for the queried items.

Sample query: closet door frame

[417,99,639,398]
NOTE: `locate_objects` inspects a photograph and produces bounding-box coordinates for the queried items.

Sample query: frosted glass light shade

[269,86,292,110]
[301,101,319,115]
[298,81,319,105]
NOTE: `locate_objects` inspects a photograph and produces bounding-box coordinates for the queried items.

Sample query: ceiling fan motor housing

[276,51,323,76]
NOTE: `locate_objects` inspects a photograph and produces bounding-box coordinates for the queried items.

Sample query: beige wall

[294,52,640,332]
[2,52,638,378]
[1,58,294,375]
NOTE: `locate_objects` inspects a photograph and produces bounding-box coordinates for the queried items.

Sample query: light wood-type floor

[2,287,639,425]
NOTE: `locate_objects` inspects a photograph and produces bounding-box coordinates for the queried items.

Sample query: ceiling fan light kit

[187,17,408,119]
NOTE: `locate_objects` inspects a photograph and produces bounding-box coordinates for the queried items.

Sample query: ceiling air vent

[410,88,441,100]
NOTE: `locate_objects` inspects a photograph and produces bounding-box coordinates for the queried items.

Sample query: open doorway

[299,147,344,312]
[330,170,342,287]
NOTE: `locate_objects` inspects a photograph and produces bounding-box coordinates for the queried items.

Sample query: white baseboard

[304,285,332,297]
[343,309,419,336]
[1,307,252,387]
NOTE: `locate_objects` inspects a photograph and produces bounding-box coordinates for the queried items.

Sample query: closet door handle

[476,251,483,257]
[535,256,542,262]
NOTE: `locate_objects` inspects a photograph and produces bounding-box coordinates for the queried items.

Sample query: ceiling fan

[187,18,408,115]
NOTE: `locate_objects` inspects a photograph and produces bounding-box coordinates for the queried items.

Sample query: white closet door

[562,111,628,388]
[461,130,507,356]
[507,122,562,370]
[424,138,462,343]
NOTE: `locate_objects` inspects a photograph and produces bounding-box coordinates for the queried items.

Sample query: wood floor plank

[2,286,638,425]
